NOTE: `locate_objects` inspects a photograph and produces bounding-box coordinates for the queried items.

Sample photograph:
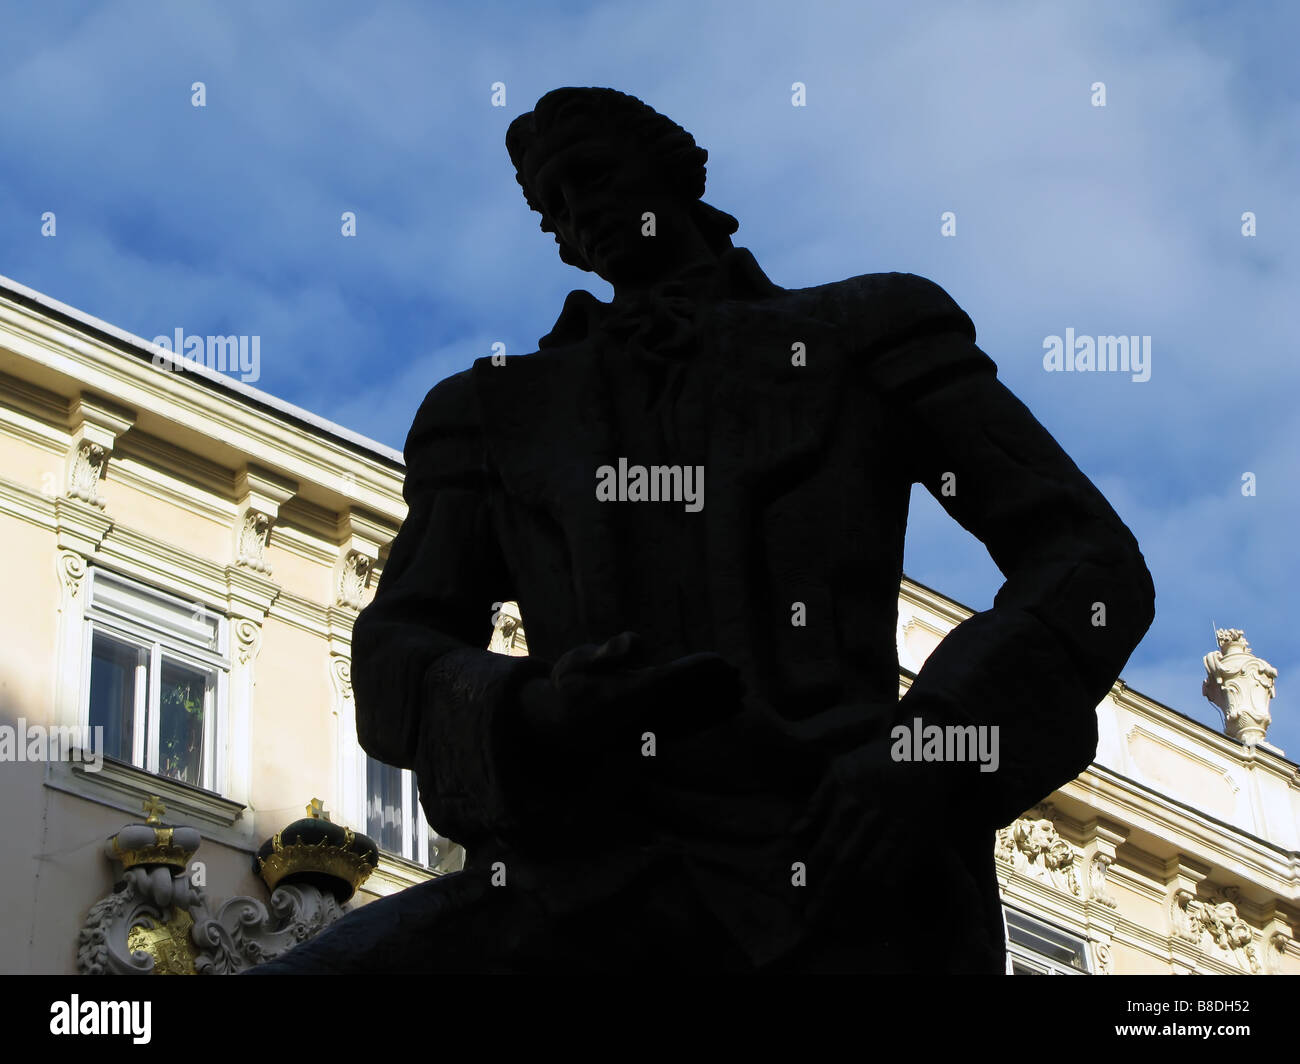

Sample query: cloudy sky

[1,1,1295,749]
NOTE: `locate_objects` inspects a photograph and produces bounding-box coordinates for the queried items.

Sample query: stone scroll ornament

[77,798,378,975]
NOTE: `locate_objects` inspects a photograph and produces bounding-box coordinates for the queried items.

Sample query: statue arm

[351,371,549,849]
[869,301,1155,830]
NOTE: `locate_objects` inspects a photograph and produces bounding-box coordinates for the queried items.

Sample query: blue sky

[1,1,1296,750]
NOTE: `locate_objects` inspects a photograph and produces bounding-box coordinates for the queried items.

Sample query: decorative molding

[330,653,353,703]
[0,294,406,528]
[1122,723,1245,808]
[236,508,273,572]
[78,870,203,975]
[1268,931,1291,975]
[1091,936,1114,975]
[1066,768,1298,892]
[0,473,59,531]
[190,884,345,973]
[233,617,263,666]
[68,439,107,506]
[56,548,87,602]
[109,431,237,527]
[53,757,249,836]
[1077,817,1126,909]
[78,812,348,975]
[1089,854,1118,908]
[232,464,296,575]
[332,509,388,610]
[54,495,113,557]
[0,368,72,439]
[995,805,1081,897]
[1172,886,1261,973]
[336,551,371,609]
[64,393,136,510]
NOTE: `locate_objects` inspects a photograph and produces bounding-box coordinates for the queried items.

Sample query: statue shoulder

[794,272,995,393]
[403,369,481,465]
[802,271,977,348]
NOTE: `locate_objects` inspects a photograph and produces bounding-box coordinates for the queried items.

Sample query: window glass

[88,631,142,764]
[1005,908,1089,974]
[366,757,406,854]
[158,657,212,785]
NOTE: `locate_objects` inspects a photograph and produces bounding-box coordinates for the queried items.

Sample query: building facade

[0,273,1294,973]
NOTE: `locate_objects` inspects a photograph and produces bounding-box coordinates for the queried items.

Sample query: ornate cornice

[0,291,406,525]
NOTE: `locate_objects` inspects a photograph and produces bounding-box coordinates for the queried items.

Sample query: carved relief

[330,654,353,702]
[77,865,346,975]
[68,439,107,506]
[80,802,363,975]
[1172,888,1261,973]
[1269,931,1291,974]
[234,618,263,666]
[56,550,88,601]
[190,885,346,974]
[995,806,1081,896]
[1089,853,1118,908]
[1204,628,1278,745]
[337,551,371,609]
[236,509,273,573]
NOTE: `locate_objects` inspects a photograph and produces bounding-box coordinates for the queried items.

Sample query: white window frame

[80,566,230,795]
[1003,907,1092,974]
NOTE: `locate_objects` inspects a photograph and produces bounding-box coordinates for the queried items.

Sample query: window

[82,567,228,792]
[365,756,442,869]
[1004,908,1091,974]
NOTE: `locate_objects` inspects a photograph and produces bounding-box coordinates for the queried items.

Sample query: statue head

[506,88,738,285]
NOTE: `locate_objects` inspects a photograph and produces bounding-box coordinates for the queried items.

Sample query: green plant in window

[160,677,203,782]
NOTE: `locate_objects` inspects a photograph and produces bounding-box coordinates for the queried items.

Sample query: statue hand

[515,632,745,761]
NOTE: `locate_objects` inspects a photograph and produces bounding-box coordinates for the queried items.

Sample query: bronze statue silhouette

[253,87,1155,973]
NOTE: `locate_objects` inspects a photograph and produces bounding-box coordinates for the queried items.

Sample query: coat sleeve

[350,370,550,849]
[862,276,1156,830]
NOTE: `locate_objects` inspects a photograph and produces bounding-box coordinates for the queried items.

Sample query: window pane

[88,632,140,763]
[1005,910,1089,973]
[366,757,405,854]
[157,658,211,786]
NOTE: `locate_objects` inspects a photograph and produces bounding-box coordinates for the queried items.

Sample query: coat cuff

[416,648,552,847]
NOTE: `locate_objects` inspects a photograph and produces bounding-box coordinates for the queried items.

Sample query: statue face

[528,137,688,284]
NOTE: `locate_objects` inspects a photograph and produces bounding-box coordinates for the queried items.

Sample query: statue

[1204,628,1278,746]
[251,87,1155,973]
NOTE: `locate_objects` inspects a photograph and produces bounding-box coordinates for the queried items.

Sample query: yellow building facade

[0,273,1294,974]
